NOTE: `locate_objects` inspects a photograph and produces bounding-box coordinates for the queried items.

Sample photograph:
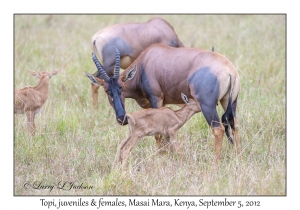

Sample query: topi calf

[14,69,60,134]
[118,93,201,163]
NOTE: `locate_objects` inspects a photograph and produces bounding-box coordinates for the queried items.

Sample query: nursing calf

[118,93,201,163]
[14,69,60,134]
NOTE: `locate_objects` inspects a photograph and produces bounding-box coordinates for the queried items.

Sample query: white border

[2,1,297,209]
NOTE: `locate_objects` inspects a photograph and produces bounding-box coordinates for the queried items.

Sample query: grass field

[14,14,286,195]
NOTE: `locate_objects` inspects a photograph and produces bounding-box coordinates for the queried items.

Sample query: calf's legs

[155,132,181,154]
[119,132,181,164]
[26,110,36,135]
[118,135,141,163]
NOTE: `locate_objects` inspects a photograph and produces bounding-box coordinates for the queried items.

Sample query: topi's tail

[221,74,235,144]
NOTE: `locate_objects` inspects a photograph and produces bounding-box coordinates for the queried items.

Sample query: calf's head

[181,93,200,112]
[29,69,61,80]
[85,47,128,125]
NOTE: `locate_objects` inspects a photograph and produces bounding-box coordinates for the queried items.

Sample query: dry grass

[14,14,285,195]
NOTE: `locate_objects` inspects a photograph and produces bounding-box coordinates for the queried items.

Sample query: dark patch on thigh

[188,67,220,104]
[188,67,220,127]
[102,37,133,75]
[139,66,157,108]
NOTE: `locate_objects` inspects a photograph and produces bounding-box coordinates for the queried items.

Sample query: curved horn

[92,52,110,82]
[113,46,120,79]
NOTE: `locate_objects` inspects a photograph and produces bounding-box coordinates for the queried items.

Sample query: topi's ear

[49,69,61,78]
[181,93,190,105]
[85,71,105,86]
[29,70,40,79]
[122,66,137,82]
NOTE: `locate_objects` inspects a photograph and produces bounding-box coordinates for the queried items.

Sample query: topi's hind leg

[220,95,234,144]
[211,122,225,162]
[231,98,241,156]
[233,118,241,155]
[200,103,225,162]
[189,68,226,161]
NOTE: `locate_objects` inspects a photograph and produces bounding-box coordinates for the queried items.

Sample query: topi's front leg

[91,83,100,109]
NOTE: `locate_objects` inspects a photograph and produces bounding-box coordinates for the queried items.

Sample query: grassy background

[14,14,285,195]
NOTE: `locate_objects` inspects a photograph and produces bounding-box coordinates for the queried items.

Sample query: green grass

[14,14,285,195]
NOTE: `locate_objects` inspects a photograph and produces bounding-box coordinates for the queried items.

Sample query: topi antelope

[118,93,201,163]
[14,69,60,134]
[85,43,241,161]
[90,18,184,108]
